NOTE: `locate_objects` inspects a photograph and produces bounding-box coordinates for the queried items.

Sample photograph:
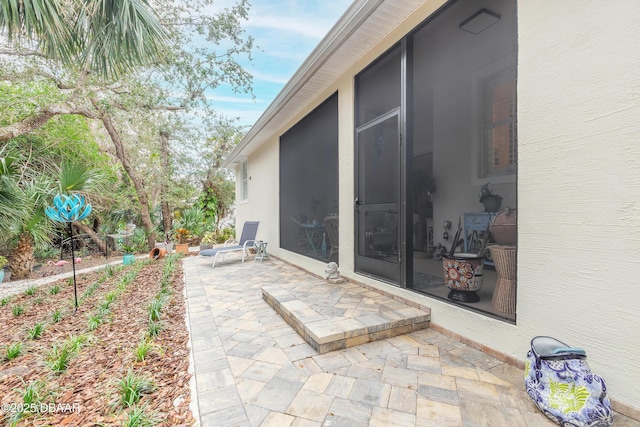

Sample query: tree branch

[0,105,101,142]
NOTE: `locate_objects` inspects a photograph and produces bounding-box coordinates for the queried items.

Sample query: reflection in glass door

[355,110,401,283]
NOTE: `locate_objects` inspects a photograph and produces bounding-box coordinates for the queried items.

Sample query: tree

[0,0,254,249]
[0,0,168,79]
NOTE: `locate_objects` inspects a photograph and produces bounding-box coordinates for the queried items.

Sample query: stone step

[262,281,430,354]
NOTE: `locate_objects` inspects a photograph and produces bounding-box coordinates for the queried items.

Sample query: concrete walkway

[183,255,580,427]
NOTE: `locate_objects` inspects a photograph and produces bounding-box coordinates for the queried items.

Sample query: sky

[208,0,353,128]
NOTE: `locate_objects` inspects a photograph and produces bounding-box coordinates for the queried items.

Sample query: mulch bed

[0,256,194,426]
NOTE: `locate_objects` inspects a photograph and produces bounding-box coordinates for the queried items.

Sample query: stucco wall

[516,0,640,409]
[234,0,640,410]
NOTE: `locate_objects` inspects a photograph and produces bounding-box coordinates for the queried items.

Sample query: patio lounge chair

[199,221,259,268]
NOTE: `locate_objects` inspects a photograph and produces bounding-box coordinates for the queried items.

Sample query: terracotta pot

[175,243,189,255]
[150,247,167,260]
[490,208,517,246]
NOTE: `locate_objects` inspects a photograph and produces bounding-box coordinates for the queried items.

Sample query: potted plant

[199,232,216,250]
[121,244,136,265]
[0,255,8,283]
[479,183,503,212]
[174,228,191,255]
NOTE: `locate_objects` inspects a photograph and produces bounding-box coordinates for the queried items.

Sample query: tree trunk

[92,98,157,250]
[9,232,35,280]
[159,132,173,241]
[73,222,107,254]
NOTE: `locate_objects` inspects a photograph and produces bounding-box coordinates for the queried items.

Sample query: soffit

[223,0,428,167]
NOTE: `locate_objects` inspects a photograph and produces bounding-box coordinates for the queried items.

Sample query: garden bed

[0,256,194,426]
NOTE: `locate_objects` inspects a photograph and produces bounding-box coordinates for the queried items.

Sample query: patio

[185,255,564,426]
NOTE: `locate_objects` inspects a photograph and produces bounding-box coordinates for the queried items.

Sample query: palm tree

[0,160,97,280]
[0,0,168,78]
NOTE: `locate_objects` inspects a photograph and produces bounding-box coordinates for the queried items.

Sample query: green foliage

[46,343,73,373]
[1,296,11,306]
[122,405,160,427]
[134,339,155,363]
[50,285,60,295]
[3,380,46,426]
[12,305,24,316]
[27,323,45,340]
[5,342,23,361]
[173,206,206,239]
[33,297,44,305]
[147,320,162,338]
[147,298,164,322]
[24,286,37,296]
[117,370,156,408]
[52,309,63,323]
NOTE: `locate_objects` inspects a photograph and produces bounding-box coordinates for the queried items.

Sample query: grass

[46,344,73,374]
[87,313,102,331]
[52,309,63,323]
[24,286,37,296]
[27,323,45,340]
[4,380,46,426]
[134,339,155,363]
[12,305,24,316]
[147,298,163,322]
[122,405,159,427]
[5,342,23,361]
[1,296,11,306]
[117,370,156,408]
[146,320,163,338]
[50,285,60,295]
[33,297,44,305]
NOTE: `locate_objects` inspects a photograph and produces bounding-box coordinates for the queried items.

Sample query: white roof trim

[222,0,427,167]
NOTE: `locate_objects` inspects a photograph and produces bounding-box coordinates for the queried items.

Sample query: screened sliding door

[355,110,401,283]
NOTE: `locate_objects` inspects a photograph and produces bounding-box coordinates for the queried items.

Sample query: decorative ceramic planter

[150,247,167,260]
[175,243,189,255]
[442,253,484,302]
[0,269,4,283]
[123,254,135,265]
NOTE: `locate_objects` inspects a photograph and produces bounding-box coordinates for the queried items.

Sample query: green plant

[134,339,155,363]
[4,380,46,426]
[87,314,102,331]
[33,297,44,305]
[147,298,164,322]
[5,342,23,361]
[122,405,159,427]
[117,370,155,407]
[24,286,37,296]
[66,334,89,352]
[147,320,162,337]
[47,344,73,373]
[50,285,60,295]
[121,244,135,254]
[52,309,63,323]
[12,305,24,316]
[0,255,8,269]
[1,296,11,306]
[27,323,45,340]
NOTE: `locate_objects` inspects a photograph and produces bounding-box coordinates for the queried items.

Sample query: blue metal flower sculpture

[45,194,92,223]
[46,194,92,313]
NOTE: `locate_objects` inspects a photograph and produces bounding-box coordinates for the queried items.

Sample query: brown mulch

[0,256,194,426]
[5,254,124,282]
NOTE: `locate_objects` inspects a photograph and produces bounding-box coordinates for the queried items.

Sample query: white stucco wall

[234,0,640,410]
[516,0,640,410]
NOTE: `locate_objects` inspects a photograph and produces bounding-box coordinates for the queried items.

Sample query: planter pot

[0,269,4,283]
[442,253,484,303]
[123,254,135,265]
[175,243,189,255]
[199,244,214,250]
[150,247,167,260]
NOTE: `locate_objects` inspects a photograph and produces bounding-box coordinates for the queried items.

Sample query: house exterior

[222,0,640,416]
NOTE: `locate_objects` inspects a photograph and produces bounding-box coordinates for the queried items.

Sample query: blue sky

[208,0,353,127]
